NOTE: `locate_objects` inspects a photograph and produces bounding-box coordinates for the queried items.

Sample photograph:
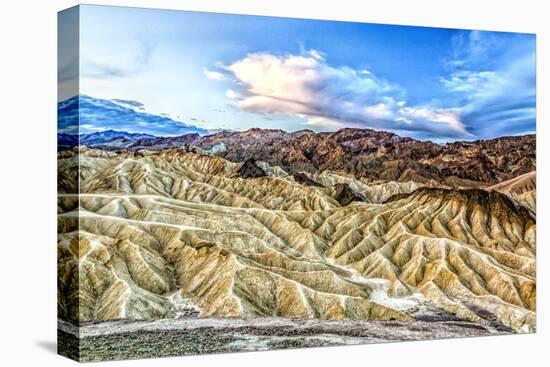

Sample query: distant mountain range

[57,95,208,136]
[80,130,155,145]
[191,128,535,186]
[58,130,155,148]
[59,126,536,186]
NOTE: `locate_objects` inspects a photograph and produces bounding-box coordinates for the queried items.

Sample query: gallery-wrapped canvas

[57,4,536,362]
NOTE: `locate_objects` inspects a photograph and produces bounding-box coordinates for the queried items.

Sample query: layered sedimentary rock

[303,171,431,203]
[79,128,535,186]
[58,147,536,332]
[488,171,536,211]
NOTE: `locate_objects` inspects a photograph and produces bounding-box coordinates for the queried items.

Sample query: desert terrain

[57,127,536,360]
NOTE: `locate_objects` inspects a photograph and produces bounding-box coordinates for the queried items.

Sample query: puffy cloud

[218,51,470,139]
[205,32,534,141]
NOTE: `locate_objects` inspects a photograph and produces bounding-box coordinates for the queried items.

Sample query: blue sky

[59,5,536,142]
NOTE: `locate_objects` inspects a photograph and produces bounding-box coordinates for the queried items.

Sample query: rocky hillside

[194,128,535,185]
[81,128,535,186]
[57,148,536,332]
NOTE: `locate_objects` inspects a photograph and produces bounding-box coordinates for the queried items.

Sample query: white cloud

[203,67,226,81]
[399,106,471,136]
[225,89,240,99]
[308,49,325,60]
[220,50,470,139]
[440,70,501,95]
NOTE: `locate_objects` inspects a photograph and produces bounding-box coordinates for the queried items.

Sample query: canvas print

[57,5,536,362]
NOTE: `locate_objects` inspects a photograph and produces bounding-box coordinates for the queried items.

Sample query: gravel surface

[58,317,512,362]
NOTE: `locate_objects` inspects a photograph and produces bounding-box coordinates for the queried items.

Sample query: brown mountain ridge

[91,128,535,186]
